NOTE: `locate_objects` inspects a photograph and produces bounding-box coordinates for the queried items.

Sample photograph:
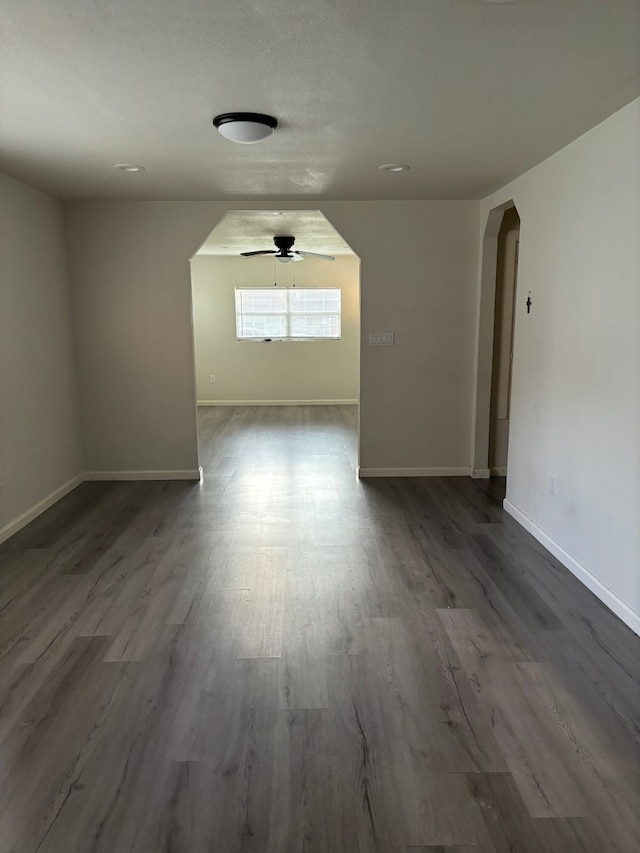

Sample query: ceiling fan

[240,235,335,263]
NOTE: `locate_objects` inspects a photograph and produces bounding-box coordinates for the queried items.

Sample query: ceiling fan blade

[296,250,335,261]
[240,250,277,257]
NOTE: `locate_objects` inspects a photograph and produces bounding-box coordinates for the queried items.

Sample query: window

[235,288,341,341]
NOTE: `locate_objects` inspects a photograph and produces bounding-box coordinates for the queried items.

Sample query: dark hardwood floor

[0,404,638,852]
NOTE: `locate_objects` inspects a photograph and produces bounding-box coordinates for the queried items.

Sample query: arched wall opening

[471,199,521,478]
[188,208,361,474]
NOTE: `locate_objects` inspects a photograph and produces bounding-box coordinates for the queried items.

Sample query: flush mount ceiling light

[113,163,145,172]
[213,112,278,144]
[379,163,410,172]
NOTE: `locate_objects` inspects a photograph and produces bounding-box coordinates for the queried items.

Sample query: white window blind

[235,288,341,340]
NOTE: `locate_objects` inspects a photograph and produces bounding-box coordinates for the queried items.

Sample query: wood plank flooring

[0,404,638,852]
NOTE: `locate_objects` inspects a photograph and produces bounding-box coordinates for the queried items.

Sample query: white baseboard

[198,399,358,406]
[358,466,470,478]
[85,470,201,481]
[471,468,491,479]
[490,467,508,476]
[0,474,84,545]
[503,499,640,637]
[0,468,202,546]
[503,500,535,533]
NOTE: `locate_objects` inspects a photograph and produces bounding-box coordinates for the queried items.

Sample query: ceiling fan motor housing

[274,235,295,253]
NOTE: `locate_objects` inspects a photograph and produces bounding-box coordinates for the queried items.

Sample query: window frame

[234,287,342,342]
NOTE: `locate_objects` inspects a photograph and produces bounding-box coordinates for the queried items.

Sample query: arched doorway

[471,200,521,483]
[188,209,361,475]
[488,206,520,477]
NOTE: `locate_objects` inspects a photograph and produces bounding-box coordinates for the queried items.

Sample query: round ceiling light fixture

[379,163,410,172]
[113,163,145,172]
[213,112,278,144]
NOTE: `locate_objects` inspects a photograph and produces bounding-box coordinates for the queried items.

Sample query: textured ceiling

[196,210,352,256]
[1,0,639,201]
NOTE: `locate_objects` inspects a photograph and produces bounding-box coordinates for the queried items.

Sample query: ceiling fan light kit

[212,112,278,144]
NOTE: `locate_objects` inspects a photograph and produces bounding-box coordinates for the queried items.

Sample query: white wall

[63,200,480,475]
[479,98,640,633]
[63,202,202,476]
[0,173,83,539]
[191,253,360,404]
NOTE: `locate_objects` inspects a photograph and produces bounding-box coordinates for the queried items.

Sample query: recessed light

[379,164,410,172]
[113,164,145,172]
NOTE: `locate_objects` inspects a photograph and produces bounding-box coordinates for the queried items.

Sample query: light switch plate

[369,332,394,347]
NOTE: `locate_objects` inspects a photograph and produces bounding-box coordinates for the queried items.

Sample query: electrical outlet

[209,374,216,383]
[550,475,558,495]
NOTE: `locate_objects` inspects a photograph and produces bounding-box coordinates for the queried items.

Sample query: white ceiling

[196,210,352,256]
[1,0,639,201]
